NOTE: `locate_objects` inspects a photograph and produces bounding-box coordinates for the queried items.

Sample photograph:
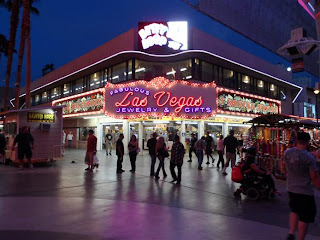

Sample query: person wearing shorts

[284,132,320,240]
[12,126,34,169]
[222,130,238,175]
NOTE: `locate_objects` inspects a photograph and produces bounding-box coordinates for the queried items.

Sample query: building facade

[14,23,302,151]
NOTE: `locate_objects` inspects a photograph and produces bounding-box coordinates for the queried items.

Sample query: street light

[314,82,320,122]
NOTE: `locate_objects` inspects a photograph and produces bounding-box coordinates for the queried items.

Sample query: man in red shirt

[85,129,97,172]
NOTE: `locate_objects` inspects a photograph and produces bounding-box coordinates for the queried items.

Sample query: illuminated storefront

[15,21,302,151]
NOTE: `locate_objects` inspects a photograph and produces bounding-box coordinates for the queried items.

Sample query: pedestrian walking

[85,129,97,172]
[205,132,215,164]
[128,135,139,173]
[67,131,74,148]
[62,130,66,156]
[216,135,225,169]
[170,135,185,184]
[155,136,168,179]
[284,132,320,240]
[147,132,157,176]
[12,126,34,169]
[0,129,6,164]
[222,130,238,175]
[188,133,197,162]
[105,130,113,155]
[195,136,206,170]
[116,133,125,173]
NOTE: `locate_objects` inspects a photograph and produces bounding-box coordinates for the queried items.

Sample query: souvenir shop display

[245,114,320,179]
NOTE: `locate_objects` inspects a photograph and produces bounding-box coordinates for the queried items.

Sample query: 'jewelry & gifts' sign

[105,77,216,119]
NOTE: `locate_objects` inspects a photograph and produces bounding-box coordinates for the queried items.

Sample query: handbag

[136,147,141,153]
[231,165,243,183]
[93,155,99,165]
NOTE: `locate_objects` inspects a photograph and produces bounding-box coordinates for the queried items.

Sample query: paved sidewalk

[0,149,319,240]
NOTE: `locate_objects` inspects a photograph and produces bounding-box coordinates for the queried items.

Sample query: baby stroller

[232,148,275,200]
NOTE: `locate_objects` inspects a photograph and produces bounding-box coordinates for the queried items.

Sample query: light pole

[314,82,320,122]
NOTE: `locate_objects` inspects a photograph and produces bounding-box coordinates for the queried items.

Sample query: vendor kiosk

[0,106,63,164]
[246,114,320,179]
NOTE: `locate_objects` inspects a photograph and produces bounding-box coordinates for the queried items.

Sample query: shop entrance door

[102,123,123,151]
[142,121,181,150]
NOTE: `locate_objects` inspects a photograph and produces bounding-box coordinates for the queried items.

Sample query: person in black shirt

[222,130,238,175]
[147,132,157,176]
[105,130,113,155]
[116,133,125,173]
[0,129,6,163]
[188,133,197,162]
[205,132,215,164]
[242,147,275,192]
[12,126,34,169]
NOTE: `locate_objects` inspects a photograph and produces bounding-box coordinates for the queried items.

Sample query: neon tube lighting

[180,68,187,71]
[14,50,303,104]
[166,70,176,75]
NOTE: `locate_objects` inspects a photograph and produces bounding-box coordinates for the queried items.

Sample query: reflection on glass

[90,72,101,90]
[135,59,192,81]
[75,78,84,94]
[242,75,250,91]
[63,83,72,96]
[223,69,234,88]
[51,87,61,99]
[35,94,40,103]
[42,91,48,102]
[202,61,213,82]
[112,62,126,83]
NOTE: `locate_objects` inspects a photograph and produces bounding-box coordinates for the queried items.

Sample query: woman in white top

[216,135,225,169]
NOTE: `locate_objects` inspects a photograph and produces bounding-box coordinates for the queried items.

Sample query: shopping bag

[136,147,141,153]
[93,155,99,165]
[231,165,244,183]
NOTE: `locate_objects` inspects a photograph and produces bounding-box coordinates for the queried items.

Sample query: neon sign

[138,21,188,52]
[217,88,281,116]
[105,77,216,119]
[52,89,104,117]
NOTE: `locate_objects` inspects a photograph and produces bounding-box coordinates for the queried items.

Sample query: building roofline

[13,50,303,104]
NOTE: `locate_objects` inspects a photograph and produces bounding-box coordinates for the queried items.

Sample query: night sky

[0,0,291,88]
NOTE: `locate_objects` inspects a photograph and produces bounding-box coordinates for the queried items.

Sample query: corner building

[18,23,302,151]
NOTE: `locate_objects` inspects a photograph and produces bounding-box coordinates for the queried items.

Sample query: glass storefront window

[135,59,192,81]
[51,87,61,100]
[202,61,213,82]
[255,79,265,96]
[228,125,250,139]
[112,62,127,83]
[128,60,133,80]
[41,91,48,103]
[223,69,234,88]
[35,94,40,104]
[63,83,72,96]
[79,127,97,141]
[102,124,123,149]
[241,75,251,92]
[74,78,84,94]
[90,72,101,90]
[269,84,278,98]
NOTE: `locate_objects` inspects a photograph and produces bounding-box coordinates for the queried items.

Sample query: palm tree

[0,34,9,62]
[2,0,19,111]
[15,0,39,109]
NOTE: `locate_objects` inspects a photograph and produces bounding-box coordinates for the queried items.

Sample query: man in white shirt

[67,131,74,148]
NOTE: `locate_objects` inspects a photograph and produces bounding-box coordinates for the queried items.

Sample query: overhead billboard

[138,21,188,52]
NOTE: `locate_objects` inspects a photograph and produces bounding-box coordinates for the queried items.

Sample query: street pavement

[0,149,319,240]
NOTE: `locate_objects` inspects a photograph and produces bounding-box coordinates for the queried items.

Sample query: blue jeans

[197,150,204,168]
[155,155,167,177]
[150,154,156,176]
